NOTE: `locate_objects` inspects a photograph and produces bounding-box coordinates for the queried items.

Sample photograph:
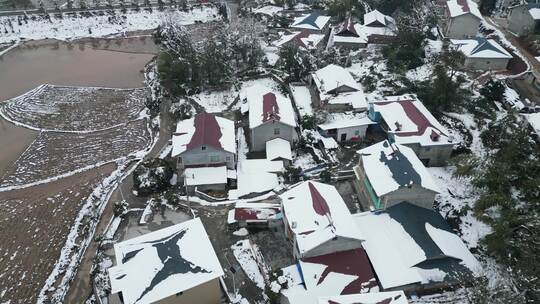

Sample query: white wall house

[354,140,441,210]
[328,17,368,49]
[244,84,298,152]
[444,0,482,38]
[360,10,398,44]
[451,38,512,71]
[318,115,374,142]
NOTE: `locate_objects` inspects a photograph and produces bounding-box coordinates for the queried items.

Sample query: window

[201,145,207,151]
[210,155,220,162]
[226,156,231,161]
[177,157,182,164]
[175,292,183,296]
[274,128,280,135]
[354,130,360,136]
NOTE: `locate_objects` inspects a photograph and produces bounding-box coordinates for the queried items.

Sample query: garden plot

[0,85,146,132]
[0,169,110,304]
[0,120,150,188]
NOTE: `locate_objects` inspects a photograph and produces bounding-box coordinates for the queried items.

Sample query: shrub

[133,158,174,196]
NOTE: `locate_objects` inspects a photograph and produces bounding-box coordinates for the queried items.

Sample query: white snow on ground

[290,85,312,116]
[232,228,249,236]
[293,152,317,170]
[191,87,237,113]
[231,240,265,289]
[0,6,219,43]
[263,45,279,66]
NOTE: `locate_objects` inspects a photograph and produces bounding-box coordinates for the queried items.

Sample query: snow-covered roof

[318,116,374,130]
[231,202,281,222]
[291,12,331,31]
[283,249,378,303]
[280,181,363,256]
[273,31,326,50]
[312,64,361,95]
[230,158,284,199]
[524,112,540,137]
[319,291,409,304]
[320,136,339,149]
[331,18,368,45]
[266,137,293,161]
[327,91,368,110]
[357,140,440,197]
[446,0,482,19]
[364,10,394,27]
[253,5,283,16]
[108,218,224,304]
[451,38,512,59]
[244,84,297,129]
[352,202,481,290]
[184,166,227,186]
[171,112,236,157]
[530,7,540,20]
[371,95,454,147]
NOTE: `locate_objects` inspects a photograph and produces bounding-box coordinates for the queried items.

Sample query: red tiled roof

[186,112,224,151]
[309,182,332,217]
[335,17,359,37]
[376,99,447,138]
[457,0,471,13]
[262,92,281,123]
[302,248,379,295]
[234,207,280,221]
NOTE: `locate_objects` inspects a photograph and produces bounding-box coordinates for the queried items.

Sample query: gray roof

[470,37,509,57]
[297,12,322,29]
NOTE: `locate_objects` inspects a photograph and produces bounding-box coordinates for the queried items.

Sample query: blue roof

[297,12,321,29]
[470,37,508,57]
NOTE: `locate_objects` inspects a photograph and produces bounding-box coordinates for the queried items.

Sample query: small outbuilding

[360,10,398,44]
[451,38,512,71]
[354,140,441,210]
[318,115,375,142]
[266,137,293,166]
[329,17,367,49]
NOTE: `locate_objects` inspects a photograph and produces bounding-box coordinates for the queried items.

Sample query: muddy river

[0,37,157,177]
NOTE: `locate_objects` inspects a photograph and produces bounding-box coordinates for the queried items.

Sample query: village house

[354,140,441,210]
[318,291,409,304]
[108,218,224,304]
[507,3,540,36]
[290,12,331,34]
[353,202,481,294]
[273,30,326,50]
[328,17,368,49]
[443,0,482,38]
[171,112,236,192]
[451,38,512,70]
[318,115,375,143]
[281,248,379,303]
[360,9,398,44]
[310,64,368,111]
[368,95,455,166]
[245,85,298,152]
[280,181,364,259]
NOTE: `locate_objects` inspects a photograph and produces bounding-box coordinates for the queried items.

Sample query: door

[340,133,347,142]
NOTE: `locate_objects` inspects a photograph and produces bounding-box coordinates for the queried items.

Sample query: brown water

[0,38,157,102]
[0,38,157,178]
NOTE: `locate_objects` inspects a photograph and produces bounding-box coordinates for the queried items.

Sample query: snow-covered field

[0,6,219,43]
[0,85,146,132]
